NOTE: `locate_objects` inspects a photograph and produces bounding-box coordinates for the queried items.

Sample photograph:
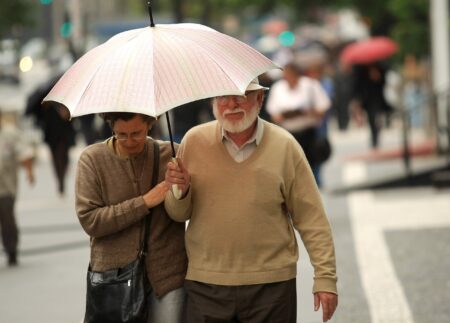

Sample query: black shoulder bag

[84,141,160,323]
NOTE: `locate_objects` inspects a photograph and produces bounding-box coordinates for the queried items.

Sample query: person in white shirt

[265,62,331,180]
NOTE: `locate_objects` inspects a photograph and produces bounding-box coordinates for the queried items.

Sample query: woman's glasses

[113,130,147,141]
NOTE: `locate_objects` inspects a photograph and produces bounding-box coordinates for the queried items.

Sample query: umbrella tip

[147,1,155,27]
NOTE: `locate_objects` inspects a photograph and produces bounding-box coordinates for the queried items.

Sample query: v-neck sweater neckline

[214,121,267,167]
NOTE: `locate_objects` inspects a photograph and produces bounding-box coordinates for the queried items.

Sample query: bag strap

[139,140,160,257]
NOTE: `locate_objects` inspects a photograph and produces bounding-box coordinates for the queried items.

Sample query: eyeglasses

[216,91,258,106]
[113,130,147,141]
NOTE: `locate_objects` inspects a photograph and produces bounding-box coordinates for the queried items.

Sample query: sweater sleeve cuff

[115,196,149,228]
[133,196,151,221]
[312,277,338,295]
[164,188,192,222]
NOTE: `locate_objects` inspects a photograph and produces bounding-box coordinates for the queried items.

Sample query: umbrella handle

[171,158,183,199]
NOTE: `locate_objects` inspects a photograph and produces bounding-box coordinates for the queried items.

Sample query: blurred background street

[1,1,450,322]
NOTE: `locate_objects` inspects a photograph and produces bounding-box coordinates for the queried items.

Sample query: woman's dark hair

[100,112,156,129]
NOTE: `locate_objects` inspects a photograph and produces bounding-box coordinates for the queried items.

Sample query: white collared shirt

[221,117,264,162]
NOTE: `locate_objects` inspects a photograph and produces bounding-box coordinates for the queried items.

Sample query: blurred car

[0,39,20,84]
[20,37,47,62]
[19,37,53,74]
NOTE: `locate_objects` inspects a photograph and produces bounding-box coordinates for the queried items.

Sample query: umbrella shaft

[147,1,155,27]
[165,112,176,157]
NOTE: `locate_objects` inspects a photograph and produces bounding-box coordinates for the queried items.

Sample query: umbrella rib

[161,29,250,92]
[190,32,278,92]
[151,28,278,115]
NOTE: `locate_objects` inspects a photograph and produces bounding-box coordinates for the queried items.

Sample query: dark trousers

[49,140,70,194]
[184,279,297,323]
[366,106,380,148]
[0,196,18,256]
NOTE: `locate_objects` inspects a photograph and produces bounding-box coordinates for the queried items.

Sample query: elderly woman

[75,112,187,323]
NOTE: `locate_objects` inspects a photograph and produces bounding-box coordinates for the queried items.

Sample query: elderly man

[165,78,338,323]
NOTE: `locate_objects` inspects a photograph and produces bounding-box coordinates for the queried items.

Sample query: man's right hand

[165,158,190,198]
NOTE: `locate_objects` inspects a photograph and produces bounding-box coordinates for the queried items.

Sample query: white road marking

[342,161,367,187]
[343,161,450,323]
[349,191,415,323]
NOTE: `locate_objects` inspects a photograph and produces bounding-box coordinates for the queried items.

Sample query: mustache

[223,108,246,116]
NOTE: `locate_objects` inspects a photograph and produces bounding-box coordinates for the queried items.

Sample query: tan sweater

[165,121,337,294]
[76,138,187,297]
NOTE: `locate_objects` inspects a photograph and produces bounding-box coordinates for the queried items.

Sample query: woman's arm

[75,153,151,238]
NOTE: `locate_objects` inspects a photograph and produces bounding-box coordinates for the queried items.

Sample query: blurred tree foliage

[160,0,430,57]
[0,0,36,38]
[163,0,430,59]
[0,0,433,60]
[338,0,429,59]
[385,0,430,59]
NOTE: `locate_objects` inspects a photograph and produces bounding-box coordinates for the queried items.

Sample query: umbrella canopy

[43,23,278,118]
[340,36,398,65]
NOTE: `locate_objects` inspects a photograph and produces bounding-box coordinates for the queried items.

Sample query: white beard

[213,102,260,133]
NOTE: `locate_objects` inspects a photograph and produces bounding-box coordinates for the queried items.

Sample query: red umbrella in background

[340,36,398,65]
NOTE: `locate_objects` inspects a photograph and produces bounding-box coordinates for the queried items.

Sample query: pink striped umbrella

[43,23,278,119]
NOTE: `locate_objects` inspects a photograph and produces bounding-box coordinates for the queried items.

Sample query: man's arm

[286,155,338,321]
[288,159,337,293]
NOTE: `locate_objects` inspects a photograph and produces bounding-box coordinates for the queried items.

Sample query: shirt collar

[221,117,264,146]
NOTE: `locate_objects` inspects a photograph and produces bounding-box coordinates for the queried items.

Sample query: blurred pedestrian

[78,114,100,145]
[266,62,331,185]
[172,99,211,143]
[165,78,338,323]
[0,111,35,266]
[307,63,335,186]
[75,112,187,323]
[258,72,275,122]
[25,74,76,196]
[333,62,354,131]
[352,62,392,148]
[402,54,428,128]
